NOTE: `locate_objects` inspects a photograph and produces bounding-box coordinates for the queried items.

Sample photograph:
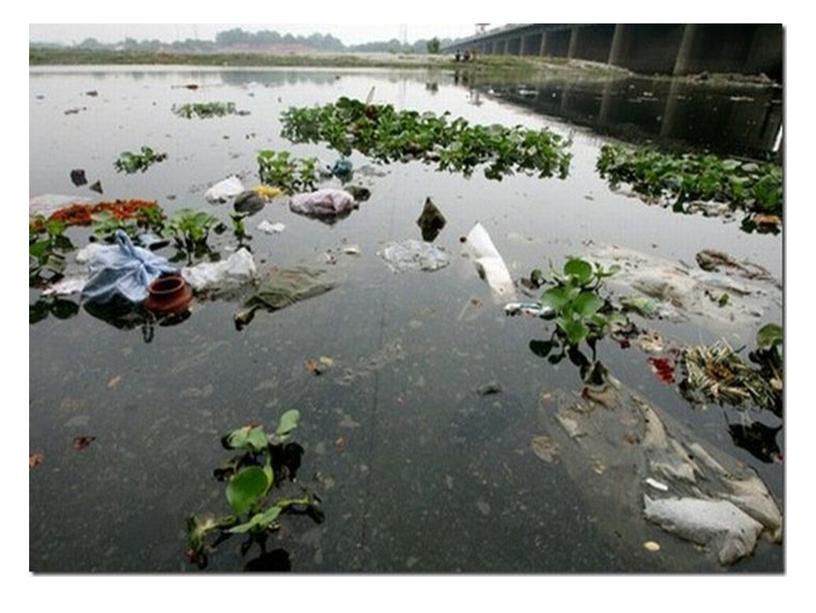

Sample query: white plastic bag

[257,220,286,234]
[205,176,244,204]
[464,222,516,297]
[182,248,256,292]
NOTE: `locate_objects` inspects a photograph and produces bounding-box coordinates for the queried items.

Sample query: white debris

[645,477,670,492]
[181,248,256,292]
[464,222,516,298]
[76,242,107,264]
[378,240,449,273]
[643,495,764,565]
[30,194,94,218]
[290,189,356,217]
[257,220,286,234]
[205,176,244,204]
[41,276,87,296]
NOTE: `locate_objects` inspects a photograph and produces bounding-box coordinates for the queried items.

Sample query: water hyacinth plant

[172,102,242,119]
[596,144,783,217]
[185,410,323,569]
[256,150,318,194]
[114,146,168,173]
[280,97,572,181]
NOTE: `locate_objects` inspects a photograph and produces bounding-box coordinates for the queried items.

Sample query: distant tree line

[32,28,457,54]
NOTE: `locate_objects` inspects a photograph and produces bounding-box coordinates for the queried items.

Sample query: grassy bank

[29,46,630,80]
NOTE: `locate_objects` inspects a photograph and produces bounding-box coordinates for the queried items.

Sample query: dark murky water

[29,67,783,572]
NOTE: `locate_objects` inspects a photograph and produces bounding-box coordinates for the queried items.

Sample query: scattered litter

[463,222,515,297]
[42,276,87,297]
[332,157,353,178]
[81,230,177,304]
[416,197,447,241]
[530,434,560,463]
[76,242,106,264]
[254,185,283,200]
[378,240,450,273]
[544,383,782,565]
[645,477,669,492]
[72,436,96,451]
[70,169,87,186]
[620,295,679,320]
[182,248,256,293]
[643,541,661,552]
[686,201,734,219]
[233,190,267,215]
[648,356,676,384]
[643,496,763,565]
[108,375,122,388]
[476,381,502,396]
[234,267,334,328]
[336,340,405,386]
[695,249,780,288]
[342,245,361,255]
[257,221,286,234]
[680,341,779,413]
[205,176,244,204]
[137,233,170,250]
[504,302,553,317]
[290,189,357,218]
[29,452,44,469]
[346,185,371,201]
[89,180,103,194]
[305,358,323,375]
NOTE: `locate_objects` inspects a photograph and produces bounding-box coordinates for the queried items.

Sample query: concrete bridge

[442,24,783,80]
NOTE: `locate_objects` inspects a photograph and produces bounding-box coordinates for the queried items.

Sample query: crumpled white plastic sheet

[182,248,256,292]
[205,176,244,204]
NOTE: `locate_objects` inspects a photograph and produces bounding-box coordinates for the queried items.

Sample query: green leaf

[756,323,783,350]
[572,292,604,318]
[563,258,593,286]
[559,319,589,346]
[276,409,301,439]
[228,505,282,534]
[225,425,269,453]
[225,466,269,515]
[540,286,572,311]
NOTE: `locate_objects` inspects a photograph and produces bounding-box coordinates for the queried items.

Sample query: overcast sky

[29,24,480,45]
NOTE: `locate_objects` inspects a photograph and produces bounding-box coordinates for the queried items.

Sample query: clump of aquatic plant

[166,209,220,258]
[29,218,72,286]
[230,211,251,245]
[92,204,167,241]
[185,410,323,569]
[596,144,783,217]
[679,325,782,415]
[256,150,318,194]
[114,146,168,174]
[172,101,242,119]
[528,257,627,381]
[280,97,572,181]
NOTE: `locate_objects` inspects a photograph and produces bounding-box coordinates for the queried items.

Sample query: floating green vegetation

[29,218,72,286]
[166,209,221,259]
[597,144,783,218]
[185,410,323,569]
[528,257,627,382]
[257,150,318,194]
[114,146,168,174]
[679,323,783,416]
[172,101,243,119]
[92,204,167,242]
[281,97,572,181]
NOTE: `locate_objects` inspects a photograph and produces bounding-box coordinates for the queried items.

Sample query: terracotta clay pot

[145,274,192,315]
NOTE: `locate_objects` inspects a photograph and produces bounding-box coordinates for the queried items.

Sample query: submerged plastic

[235,267,334,328]
[81,230,177,304]
[464,222,516,298]
[378,240,450,273]
[290,189,356,218]
[182,249,256,292]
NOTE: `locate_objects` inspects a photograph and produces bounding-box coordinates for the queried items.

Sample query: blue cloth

[332,157,353,177]
[81,230,177,304]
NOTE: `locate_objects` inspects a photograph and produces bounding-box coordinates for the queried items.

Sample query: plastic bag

[205,176,244,203]
[464,222,516,297]
[81,230,177,304]
[290,189,356,217]
[182,248,256,292]
[257,221,286,234]
[378,240,450,273]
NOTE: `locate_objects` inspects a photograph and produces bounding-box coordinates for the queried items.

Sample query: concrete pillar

[608,24,628,66]
[539,32,548,56]
[673,24,701,75]
[567,27,579,58]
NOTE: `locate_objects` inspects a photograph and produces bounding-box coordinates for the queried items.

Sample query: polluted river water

[29,66,783,573]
